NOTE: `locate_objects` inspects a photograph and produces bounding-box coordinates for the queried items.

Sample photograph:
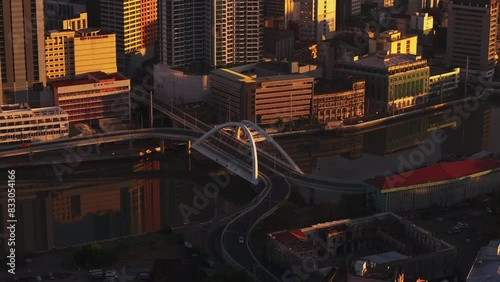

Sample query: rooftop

[351,53,425,69]
[466,239,500,282]
[360,251,409,264]
[256,74,311,83]
[367,159,500,191]
[430,66,460,76]
[50,72,128,88]
[0,104,66,116]
[314,77,364,94]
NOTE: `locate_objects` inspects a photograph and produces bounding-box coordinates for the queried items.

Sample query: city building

[313,78,365,123]
[132,160,161,233]
[366,158,500,214]
[263,27,295,61]
[43,0,87,31]
[428,67,460,101]
[62,11,88,31]
[410,13,434,57]
[45,28,117,80]
[0,103,69,146]
[49,72,130,124]
[296,0,336,41]
[0,0,46,105]
[158,0,262,68]
[99,0,157,75]
[334,53,430,114]
[210,68,313,125]
[337,0,362,27]
[268,213,457,282]
[466,239,500,282]
[445,0,498,79]
[368,30,418,56]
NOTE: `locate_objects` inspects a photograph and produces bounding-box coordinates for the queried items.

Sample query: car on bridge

[238,236,245,244]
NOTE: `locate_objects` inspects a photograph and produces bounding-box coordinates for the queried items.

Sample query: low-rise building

[0,103,69,146]
[366,159,500,214]
[313,78,365,123]
[268,212,457,282]
[335,53,430,114]
[49,72,130,124]
[428,67,460,101]
[467,239,500,282]
[210,68,313,125]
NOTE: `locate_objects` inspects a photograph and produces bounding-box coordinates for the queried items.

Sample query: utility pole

[150,91,153,128]
[464,56,469,98]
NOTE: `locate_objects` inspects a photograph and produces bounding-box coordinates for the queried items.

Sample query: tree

[275,117,284,129]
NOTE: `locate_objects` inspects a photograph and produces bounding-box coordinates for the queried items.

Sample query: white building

[466,239,500,282]
[0,103,69,146]
[410,12,434,31]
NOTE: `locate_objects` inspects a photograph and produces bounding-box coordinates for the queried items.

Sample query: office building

[0,103,69,146]
[49,72,130,124]
[369,30,418,56]
[158,0,262,68]
[263,28,295,61]
[371,0,394,7]
[99,0,157,75]
[210,68,313,125]
[297,0,336,41]
[45,28,117,80]
[445,0,498,79]
[410,13,434,32]
[0,0,46,105]
[428,67,460,101]
[366,159,500,213]
[62,12,89,31]
[334,53,430,114]
[466,239,500,282]
[44,0,87,31]
[313,78,365,123]
[269,213,457,282]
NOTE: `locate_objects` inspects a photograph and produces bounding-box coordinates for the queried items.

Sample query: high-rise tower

[99,0,158,75]
[0,0,46,104]
[445,0,498,79]
[158,0,263,68]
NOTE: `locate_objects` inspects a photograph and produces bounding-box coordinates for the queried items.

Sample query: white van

[88,269,103,277]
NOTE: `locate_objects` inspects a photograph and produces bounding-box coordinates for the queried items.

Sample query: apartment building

[158,0,262,67]
[0,0,46,105]
[210,69,313,125]
[335,53,430,114]
[49,72,130,124]
[446,0,498,79]
[45,28,117,80]
[100,0,157,74]
[0,103,69,146]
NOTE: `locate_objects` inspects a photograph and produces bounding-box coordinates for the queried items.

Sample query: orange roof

[367,158,500,190]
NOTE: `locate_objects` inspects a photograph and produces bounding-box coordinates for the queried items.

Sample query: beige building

[210,69,313,125]
[45,28,117,80]
[313,78,365,122]
[410,12,434,32]
[446,0,498,79]
[369,30,418,56]
[62,12,88,31]
[49,72,130,124]
[296,0,337,41]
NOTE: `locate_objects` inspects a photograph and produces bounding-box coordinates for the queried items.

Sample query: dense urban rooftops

[352,53,425,69]
[49,72,129,88]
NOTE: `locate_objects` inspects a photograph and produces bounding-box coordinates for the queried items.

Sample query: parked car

[238,236,245,244]
[435,217,444,222]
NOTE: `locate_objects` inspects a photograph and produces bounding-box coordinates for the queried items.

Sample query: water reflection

[0,158,255,255]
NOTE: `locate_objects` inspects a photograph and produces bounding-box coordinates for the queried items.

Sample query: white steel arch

[193,122,259,182]
[240,120,303,174]
[192,121,303,185]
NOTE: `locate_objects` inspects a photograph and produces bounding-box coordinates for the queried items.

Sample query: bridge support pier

[96,144,100,155]
[29,152,33,161]
[160,140,165,154]
[186,140,192,155]
[129,140,134,149]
